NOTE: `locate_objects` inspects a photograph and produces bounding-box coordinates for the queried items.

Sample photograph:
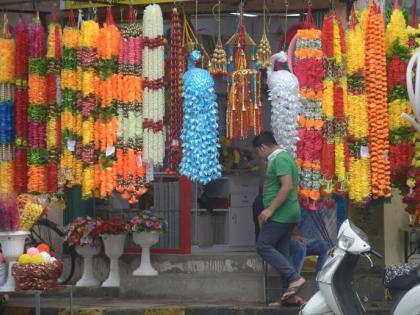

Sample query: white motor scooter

[300,219,420,315]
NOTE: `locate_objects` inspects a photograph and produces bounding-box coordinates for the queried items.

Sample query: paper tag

[67,140,76,152]
[105,146,115,157]
[360,146,369,158]
[384,150,389,161]
[137,155,143,167]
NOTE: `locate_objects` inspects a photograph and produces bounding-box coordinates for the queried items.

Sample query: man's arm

[258,175,293,225]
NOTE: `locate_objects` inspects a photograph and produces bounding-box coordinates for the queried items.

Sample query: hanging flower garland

[268,52,301,156]
[346,9,371,205]
[28,16,48,194]
[293,9,324,210]
[179,51,221,184]
[79,18,99,199]
[46,14,62,193]
[116,7,147,204]
[167,7,185,175]
[385,2,415,188]
[0,15,15,194]
[365,3,391,198]
[14,18,29,193]
[143,4,165,166]
[60,10,82,188]
[321,13,348,196]
[95,7,120,198]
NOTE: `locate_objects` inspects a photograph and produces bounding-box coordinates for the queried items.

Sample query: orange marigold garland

[365,3,391,198]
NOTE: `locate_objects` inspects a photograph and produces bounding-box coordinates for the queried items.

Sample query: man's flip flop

[281,282,306,301]
[268,296,306,307]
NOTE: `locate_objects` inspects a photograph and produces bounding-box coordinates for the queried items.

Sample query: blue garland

[0,101,14,143]
[180,51,221,184]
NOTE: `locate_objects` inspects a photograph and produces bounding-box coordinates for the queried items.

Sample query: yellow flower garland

[385,7,408,50]
[0,37,15,83]
[322,80,334,119]
[0,161,14,193]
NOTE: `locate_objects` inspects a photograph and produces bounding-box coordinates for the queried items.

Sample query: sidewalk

[0,296,390,315]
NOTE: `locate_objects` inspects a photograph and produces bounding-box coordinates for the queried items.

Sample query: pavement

[0,296,391,315]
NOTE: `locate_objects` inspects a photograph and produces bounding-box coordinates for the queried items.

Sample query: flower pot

[75,240,101,287]
[101,234,126,287]
[132,232,159,276]
[0,231,30,292]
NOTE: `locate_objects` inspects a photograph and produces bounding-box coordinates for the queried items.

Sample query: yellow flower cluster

[79,20,99,48]
[61,69,82,90]
[348,158,371,203]
[82,117,94,145]
[385,7,408,49]
[60,151,82,186]
[346,21,365,74]
[19,202,44,231]
[82,166,95,199]
[348,94,369,138]
[0,161,14,193]
[62,27,79,48]
[389,99,413,130]
[0,37,15,83]
[47,117,57,151]
[82,69,96,97]
[333,20,343,65]
[322,80,334,119]
[335,138,346,182]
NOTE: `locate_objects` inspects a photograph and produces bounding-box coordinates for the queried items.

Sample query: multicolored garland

[365,3,391,198]
[14,18,29,193]
[180,51,221,184]
[95,7,120,198]
[46,14,62,193]
[60,11,82,187]
[28,17,48,194]
[321,13,349,196]
[167,7,184,174]
[385,1,415,188]
[79,18,99,199]
[116,7,147,203]
[0,15,15,194]
[293,11,324,210]
[346,9,371,205]
[143,4,165,166]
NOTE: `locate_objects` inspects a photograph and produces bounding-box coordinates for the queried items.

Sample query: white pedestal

[0,231,30,292]
[75,241,101,287]
[132,232,159,276]
[101,234,126,287]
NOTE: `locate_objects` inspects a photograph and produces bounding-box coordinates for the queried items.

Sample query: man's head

[252,131,278,161]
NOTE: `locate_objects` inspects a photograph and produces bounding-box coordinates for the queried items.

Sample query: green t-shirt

[263,151,301,224]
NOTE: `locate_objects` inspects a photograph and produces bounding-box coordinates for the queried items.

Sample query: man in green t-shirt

[253,131,305,301]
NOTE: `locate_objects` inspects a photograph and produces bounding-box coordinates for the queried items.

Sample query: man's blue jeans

[256,221,300,284]
[290,238,330,274]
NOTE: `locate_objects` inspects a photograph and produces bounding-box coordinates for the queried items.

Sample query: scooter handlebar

[369,248,383,259]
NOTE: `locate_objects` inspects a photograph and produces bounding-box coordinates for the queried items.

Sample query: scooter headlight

[338,235,355,250]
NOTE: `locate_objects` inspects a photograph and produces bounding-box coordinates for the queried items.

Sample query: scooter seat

[384,263,420,290]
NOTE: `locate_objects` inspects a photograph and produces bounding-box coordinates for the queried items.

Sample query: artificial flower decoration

[267,52,301,156]
[180,50,222,185]
[142,4,165,166]
[126,210,168,233]
[64,216,102,246]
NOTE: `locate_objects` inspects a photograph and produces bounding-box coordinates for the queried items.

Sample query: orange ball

[37,243,50,253]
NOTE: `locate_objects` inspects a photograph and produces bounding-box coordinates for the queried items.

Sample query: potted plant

[126,210,167,276]
[98,216,126,287]
[64,216,102,287]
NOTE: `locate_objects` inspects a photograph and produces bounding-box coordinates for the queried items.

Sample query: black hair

[252,131,277,148]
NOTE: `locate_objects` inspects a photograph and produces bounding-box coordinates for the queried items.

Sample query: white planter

[132,231,159,276]
[0,231,30,292]
[101,234,126,287]
[75,240,101,287]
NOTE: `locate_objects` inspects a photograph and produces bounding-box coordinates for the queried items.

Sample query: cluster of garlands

[321,13,349,198]
[15,18,29,193]
[46,13,62,193]
[116,7,147,203]
[142,4,165,166]
[28,16,48,194]
[294,11,324,210]
[346,9,371,204]
[0,16,15,194]
[365,3,391,198]
[60,11,82,188]
[385,2,415,187]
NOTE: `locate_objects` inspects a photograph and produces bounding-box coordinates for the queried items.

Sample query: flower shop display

[0,15,15,194]
[14,18,29,193]
[79,18,99,199]
[346,9,371,205]
[226,8,262,140]
[292,10,324,210]
[179,51,222,185]
[127,211,167,276]
[46,13,62,193]
[13,246,62,291]
[365,3,391,198]
[64,216,102,287]
[95,7,120,198]
[98,216,126,287]
[142,4,165,166]
[116,7,147,204]
[386,2,415,189]
[167,7,185,174]
[60,10,82,187]
[267,52,301,156]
